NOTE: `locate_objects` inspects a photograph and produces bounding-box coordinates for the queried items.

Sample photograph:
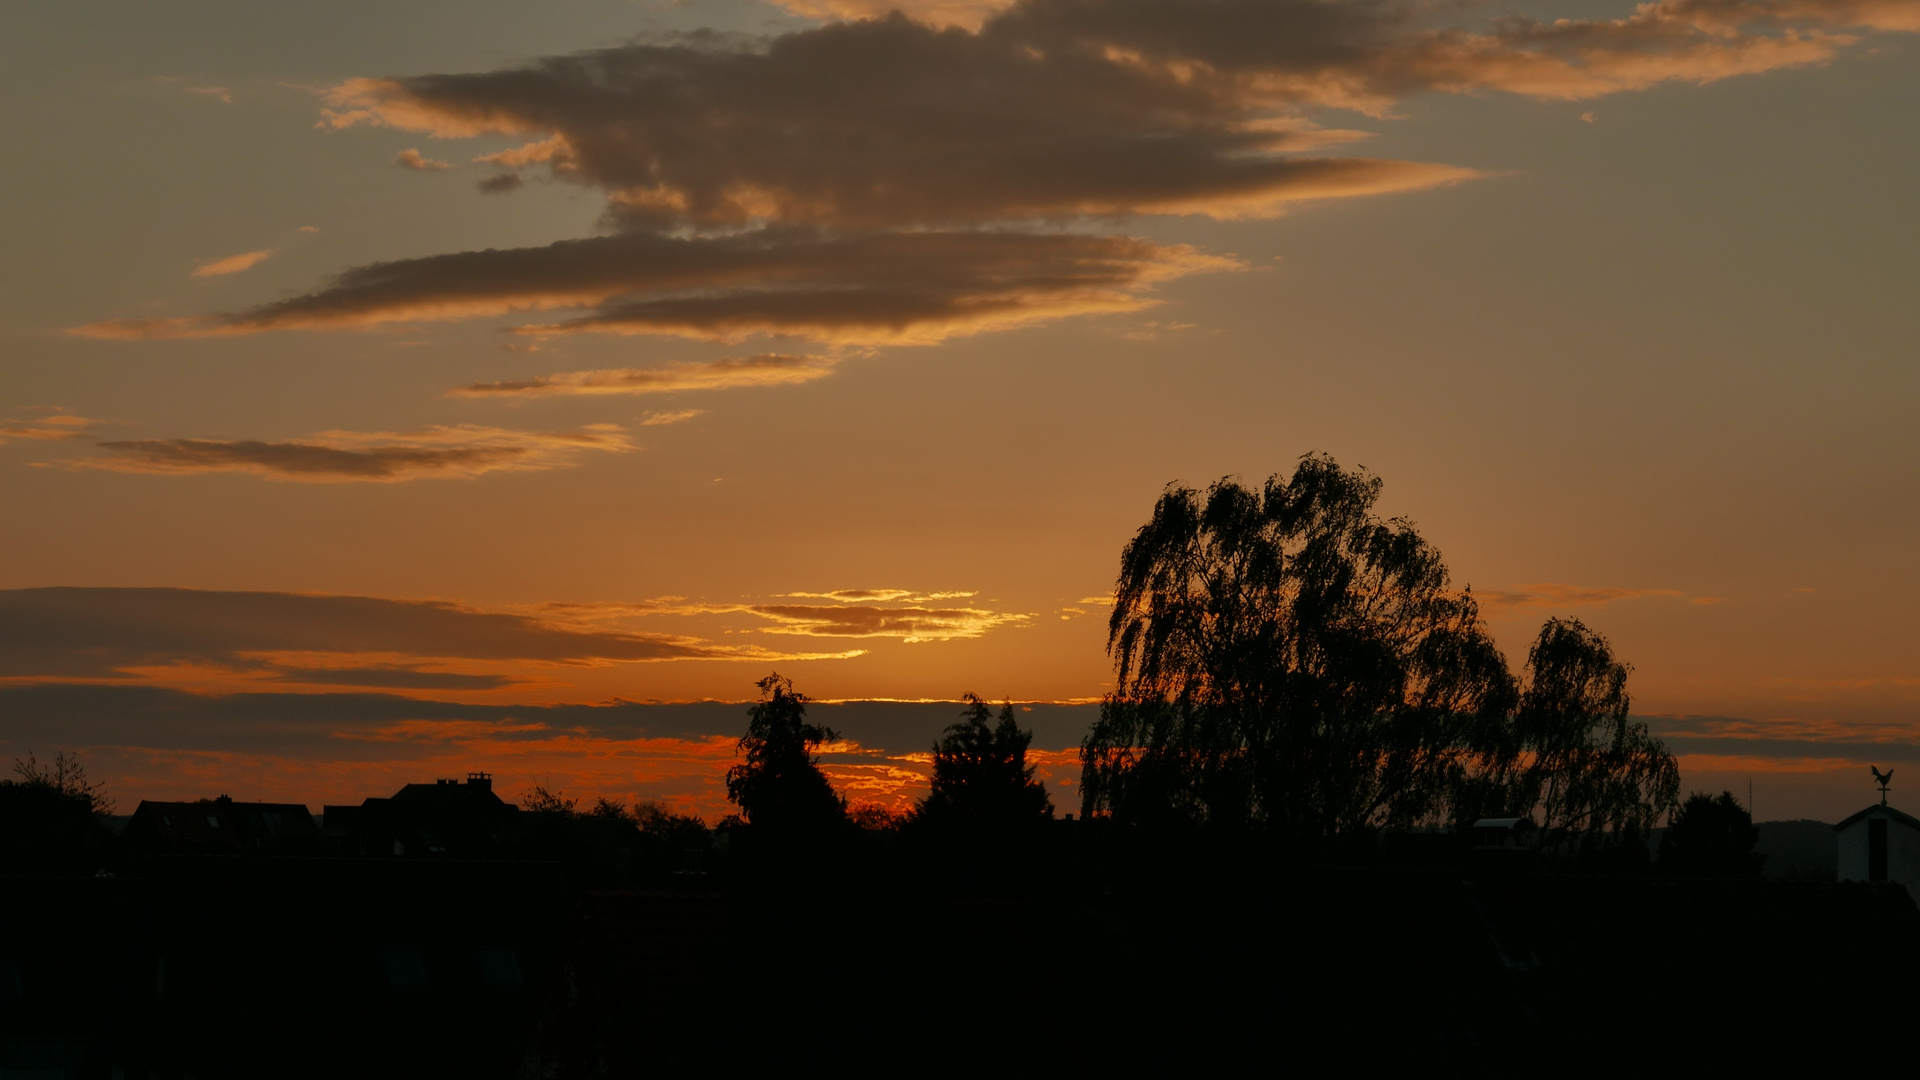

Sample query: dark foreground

[4,829,1912,1078]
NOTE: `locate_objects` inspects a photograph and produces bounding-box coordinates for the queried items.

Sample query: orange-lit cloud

[0,410,96,442]
[393,147,452,171]
[742,603,1031,641]
[781,589,976,602]
[191,248,277,278]
[453,354,838,398]
[522,590,1029,642]
[639,409,704,426]
[76,230,1235,345]
[77,422,631,482]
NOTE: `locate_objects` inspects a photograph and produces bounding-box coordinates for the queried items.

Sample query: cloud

[77,229,1235,345]
[1474,583,1690,613]
[315,0,1909,226]
[393,148,453,172]
[318,23,1480,230]
[298,225,321,234]
[742,602,1031,641]
[77,423,631,482]
[1,411,95,443]
[639,409,704,426]
[781,589,977,603]
[184,85,234,104]
[0,587,770,685]
[477,172,524,194]
[1648,713,1920,764]
[455,354,838,398]
[192,249,277,278]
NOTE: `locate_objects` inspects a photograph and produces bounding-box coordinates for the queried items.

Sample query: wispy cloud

[1,410,96,443]
[526,588,1023,642]
[393,148,452,172]
[192,249,277,278]
[77,423,631,482]
[639,409,704,426]
[742,603,1030,642]
[184,85,233,104]
[454,354,839,399]
[1473,583,1698,613]
[781,589,976,603]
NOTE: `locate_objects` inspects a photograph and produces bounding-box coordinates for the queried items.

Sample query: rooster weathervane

[1872,766,1893,806]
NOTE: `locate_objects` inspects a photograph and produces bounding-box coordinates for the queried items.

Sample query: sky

[2,0,1916,823]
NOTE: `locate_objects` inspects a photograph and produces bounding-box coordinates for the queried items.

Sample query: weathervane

[1872,766,1894,806]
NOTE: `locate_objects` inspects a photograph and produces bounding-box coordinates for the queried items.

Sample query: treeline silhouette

[1,455,1914,1076]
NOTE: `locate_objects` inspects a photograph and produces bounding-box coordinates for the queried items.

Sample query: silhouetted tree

[1080,455,1516,837]
[726,673,846,833]
[13,749,113,813]
[919,695,1052,829]
[1660,791,1762,877]
[1510,618,1679,845]
[1,751,115,873]
[848,802,907,832]
[523,784,579,815]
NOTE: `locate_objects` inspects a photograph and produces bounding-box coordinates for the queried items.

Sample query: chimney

[466,772,492,791]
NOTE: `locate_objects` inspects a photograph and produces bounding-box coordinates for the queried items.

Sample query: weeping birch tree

[1079,454,1677,842]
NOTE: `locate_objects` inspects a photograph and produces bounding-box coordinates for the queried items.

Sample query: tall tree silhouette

[1511,618,1678,843]
[726,673,846,833]
[919,695,1053,829]
[1080,455,1516,836]
[1659,790,1760,877]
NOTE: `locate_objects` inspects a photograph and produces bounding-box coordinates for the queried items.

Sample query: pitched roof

[129,798,317,847]
[1831,803,1920,832]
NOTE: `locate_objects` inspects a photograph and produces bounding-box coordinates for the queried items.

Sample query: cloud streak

[1474,583,1701,613]
[1,411,95,443]
[0,587,854,690]
[742,603,1031,641]
[78,229,1234,344]
[192,249,277,278]
[454,353,838,398]
[79,423,631,482]
[393,147,452,171]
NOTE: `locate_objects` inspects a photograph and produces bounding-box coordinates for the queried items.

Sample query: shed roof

[1832,804,1920,833]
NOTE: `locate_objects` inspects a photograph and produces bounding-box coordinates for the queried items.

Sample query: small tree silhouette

[919,695,1052,830]
[1659,791,1763,877]
[13,750,113,814]
[726,673,846,833]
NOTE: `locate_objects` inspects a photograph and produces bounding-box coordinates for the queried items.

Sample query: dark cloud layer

[81,424,630,481]
[81,229,1230,343]
[326,11,1470,229]
[0,682,1102,757]
[0,587,743,681]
